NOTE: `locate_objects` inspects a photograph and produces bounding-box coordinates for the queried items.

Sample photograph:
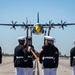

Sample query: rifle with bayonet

[25,17,39,60]
[43,21,52,45]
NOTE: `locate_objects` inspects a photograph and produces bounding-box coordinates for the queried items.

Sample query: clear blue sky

[0,0,75,56]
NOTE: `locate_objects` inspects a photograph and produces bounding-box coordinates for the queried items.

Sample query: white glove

[28,46,31,52]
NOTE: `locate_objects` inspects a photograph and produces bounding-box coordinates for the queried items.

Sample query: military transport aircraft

[0,12,75,35]
[0,12,75,60]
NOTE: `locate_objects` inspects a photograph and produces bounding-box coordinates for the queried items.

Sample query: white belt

[73,57,75,58]
[28,56,32,58]
[16,56,23,58]
[42,57,54,60]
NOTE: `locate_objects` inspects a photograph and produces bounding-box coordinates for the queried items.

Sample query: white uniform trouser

[26,68,33,75]
[72,66,75,75]
[43,68,57,75]
[15,68,26,75]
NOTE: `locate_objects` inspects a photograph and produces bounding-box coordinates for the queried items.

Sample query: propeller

[10,21,17,30]
[49,20,55,28]
[22,17,28,30]
[47,20,55,36]
[58,20,67,29]
[22,22,26,30]
[46,20,55,29]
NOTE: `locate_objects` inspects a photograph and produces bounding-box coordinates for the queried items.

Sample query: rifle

[25,17,28,50]
[25,18,39,60]
[44,28,47,45]
[48,21,51,36]
[44,21,52,45]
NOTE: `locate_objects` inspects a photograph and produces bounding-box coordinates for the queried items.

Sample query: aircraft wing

[0,24,33,26]
[0,23,34,30]
[40,23,75,28]
[63,23,75,25]
[0,23,75,28]
[0,23,75,26]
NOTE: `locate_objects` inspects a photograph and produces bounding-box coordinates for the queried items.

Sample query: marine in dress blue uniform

[14,36,28,75]
[0,46,2,64]
[70,40,75,75]
[25,36,36,75]
[39,36,59,75]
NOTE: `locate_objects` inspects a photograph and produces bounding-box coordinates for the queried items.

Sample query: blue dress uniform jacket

[26,51,33,68]
[26,45,35,68]
[70,46,75,67]
[14,45,28,68]
[39,44,59,68]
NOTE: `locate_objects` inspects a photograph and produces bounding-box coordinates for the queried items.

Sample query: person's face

[19,40,25,45]
[28,39,32,44]
[44,40,54,45]
[47,40,54,45]
[44,39,48,45]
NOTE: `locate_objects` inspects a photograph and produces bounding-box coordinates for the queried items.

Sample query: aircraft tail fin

[37,12,39,23]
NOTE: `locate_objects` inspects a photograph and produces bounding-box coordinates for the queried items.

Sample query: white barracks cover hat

[73,40,75,45]
[17,36,25,40]
[44,36,55,41]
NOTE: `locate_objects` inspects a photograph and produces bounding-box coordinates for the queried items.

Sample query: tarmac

[0,56,72,75]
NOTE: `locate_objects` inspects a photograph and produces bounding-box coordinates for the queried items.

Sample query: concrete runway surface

[0,56,72,75]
